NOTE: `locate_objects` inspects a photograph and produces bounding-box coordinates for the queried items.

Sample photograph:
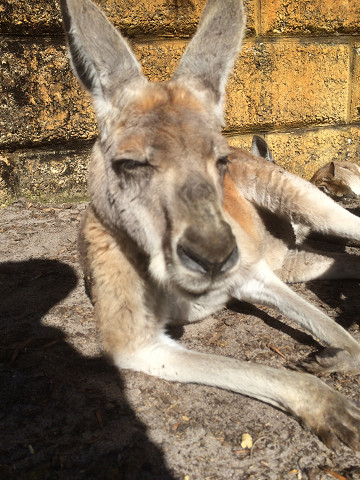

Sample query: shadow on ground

[0,259,175,480]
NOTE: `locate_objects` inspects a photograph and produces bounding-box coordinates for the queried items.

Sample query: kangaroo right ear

[251,135,275,163]
[60,0,146,112]
[172,0,246,120]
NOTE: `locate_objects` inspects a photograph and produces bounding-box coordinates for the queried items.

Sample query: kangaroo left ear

[172,0,246,120]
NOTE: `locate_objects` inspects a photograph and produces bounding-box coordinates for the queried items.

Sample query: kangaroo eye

[112,159,150,174]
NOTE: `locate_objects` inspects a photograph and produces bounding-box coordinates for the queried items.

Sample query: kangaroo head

[60,0,245,294]
[310,162,357,199]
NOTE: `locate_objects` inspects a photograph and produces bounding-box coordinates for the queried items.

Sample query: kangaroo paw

[297,381,360,450]
[301,348,360,375]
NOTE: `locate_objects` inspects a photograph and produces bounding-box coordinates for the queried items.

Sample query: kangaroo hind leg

[116,329,360,452]
[278,248,360,283]
[229,155,360,244]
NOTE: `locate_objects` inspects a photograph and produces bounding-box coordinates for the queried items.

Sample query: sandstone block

[225,40,350,131]
[260,0,360,36]
[0,147,91,205]
[351,43,360,123]
[0,38,96,148]
[0,0,255,37]
[0,0,61,35]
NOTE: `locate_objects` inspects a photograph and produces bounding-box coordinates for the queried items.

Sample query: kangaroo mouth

[164,244,239,299]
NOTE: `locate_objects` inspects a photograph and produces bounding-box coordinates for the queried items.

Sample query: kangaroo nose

[177,243,239,276]
[177,223,238,277]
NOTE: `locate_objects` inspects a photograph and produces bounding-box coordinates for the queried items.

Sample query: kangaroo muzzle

[177,222,238,277]
[176,175,239,277]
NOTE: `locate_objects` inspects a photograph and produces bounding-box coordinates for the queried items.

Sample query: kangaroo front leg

[80,207,168,356]
[117,334,360,450]
[234,262,360,374]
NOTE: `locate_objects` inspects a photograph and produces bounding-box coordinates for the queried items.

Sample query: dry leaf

[240,433,253,449]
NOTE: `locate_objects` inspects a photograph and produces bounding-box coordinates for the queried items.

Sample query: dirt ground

[1,199,360,480]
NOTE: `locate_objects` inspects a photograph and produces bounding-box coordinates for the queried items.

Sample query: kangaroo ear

[329,161,336,176]
[251,135,275,163]
[60,0,145,111]
[172,0,246,118]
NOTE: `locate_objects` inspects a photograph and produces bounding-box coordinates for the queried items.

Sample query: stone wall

[1,0,360,204]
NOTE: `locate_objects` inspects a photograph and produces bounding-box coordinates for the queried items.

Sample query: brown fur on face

[223,173,261,244]
[132,84,208,116]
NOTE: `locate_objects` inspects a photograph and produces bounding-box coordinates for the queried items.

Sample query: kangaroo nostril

[177,244,212,274]
[219,244,239,273]
[176,221,238,277]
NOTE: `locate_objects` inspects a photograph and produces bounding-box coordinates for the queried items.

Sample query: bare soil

[1,199,360,480]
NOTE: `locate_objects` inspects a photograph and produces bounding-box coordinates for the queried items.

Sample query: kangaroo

[60,0,360,450]
[310,161,360,199]
[251,138,360,202]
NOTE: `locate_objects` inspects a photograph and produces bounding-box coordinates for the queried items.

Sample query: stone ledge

[0,146,92,206]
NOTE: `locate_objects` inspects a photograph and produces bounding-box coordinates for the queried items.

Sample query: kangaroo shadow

[0,259,175,480]
[228,300,319,349]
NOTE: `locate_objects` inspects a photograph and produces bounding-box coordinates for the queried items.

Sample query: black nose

[177,243,239,276]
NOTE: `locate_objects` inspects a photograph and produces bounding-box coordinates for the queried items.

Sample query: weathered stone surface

[0,0,255,37]
[97,0,207,36]
[0,37,187,149]
[261,0,360,36]
[131,39,350,132]
[225,40,350,131]
[0,36,190,149]
[133,39,186,81]
[351,43,360,123]
[0,146,91,205]
[0,0,61,35]
[227,133,255,152]
[229,126,360,178]
[0,38,96,148]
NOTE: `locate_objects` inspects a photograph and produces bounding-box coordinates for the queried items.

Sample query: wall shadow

[0,259,175,480]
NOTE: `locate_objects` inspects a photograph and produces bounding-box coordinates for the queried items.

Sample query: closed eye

[111,158,152,175]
